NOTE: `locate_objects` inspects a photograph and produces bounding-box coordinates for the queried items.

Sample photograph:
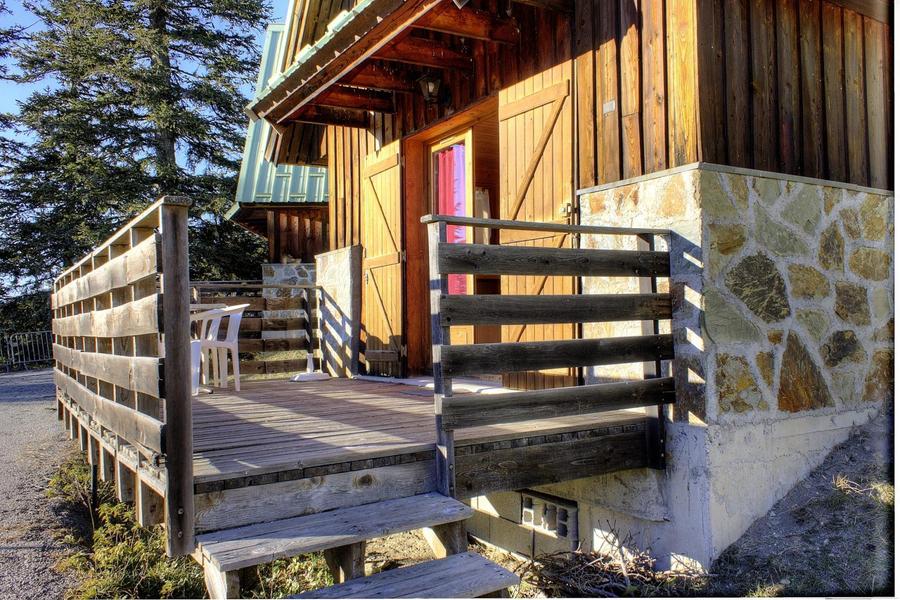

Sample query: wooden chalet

[50,0,892,597]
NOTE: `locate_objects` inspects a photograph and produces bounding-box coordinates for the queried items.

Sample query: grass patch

[48,452,331,599]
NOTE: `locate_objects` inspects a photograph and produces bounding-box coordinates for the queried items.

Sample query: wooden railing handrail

[420,213,671,236]
[425,219,674,498]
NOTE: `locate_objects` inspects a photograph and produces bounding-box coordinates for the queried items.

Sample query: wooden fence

[189,281,318,377]
[424,214,675,498]
[51,196,194,556]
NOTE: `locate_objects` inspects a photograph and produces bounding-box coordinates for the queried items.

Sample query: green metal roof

[229,23,329,221]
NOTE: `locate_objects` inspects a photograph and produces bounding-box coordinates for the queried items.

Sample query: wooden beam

[454,424,648,499]
[441,334,675,378]
[375,36,472,70]
[288,105,371,128]
[442,377,676,429]
[414,4,519,43]
[344,62,419,92]
[439,293,673,326]
[313,85,396,113]
[438,243,671,277]
[510,0,573,12]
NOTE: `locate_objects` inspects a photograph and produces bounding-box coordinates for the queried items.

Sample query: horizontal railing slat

[442,377,675,429]
[420,214,670,236]
[440,293,672,326]
[52,295,159,338]
[438,243,670,277]
[53,344,162,398]
[197,296,306,312]
[239,316,306,333]
[53,235,159,308]
[54,368,164,453]
[442,334,674,378]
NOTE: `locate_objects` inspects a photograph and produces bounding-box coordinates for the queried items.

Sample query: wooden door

[498,70,576,390]
[361,140,404,376]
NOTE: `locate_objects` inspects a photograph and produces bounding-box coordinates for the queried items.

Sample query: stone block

[849,247,891,281]
[787,264,829,299]
[818,222,845,271]
[859,195,889,240]
[781,186,821,235]
[777,331,832,412]
[820,330,865,367]
[716,354,765,413]
[834,282,870,326]
[725,253,790,322]
[754,205,810,257]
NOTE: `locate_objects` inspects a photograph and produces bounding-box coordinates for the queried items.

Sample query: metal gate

[1,331,53,371]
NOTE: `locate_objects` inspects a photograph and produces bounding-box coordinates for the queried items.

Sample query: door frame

[400,96,499,375]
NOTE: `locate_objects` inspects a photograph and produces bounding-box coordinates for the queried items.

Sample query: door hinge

[400,344,408,357]
[400,250,407,262]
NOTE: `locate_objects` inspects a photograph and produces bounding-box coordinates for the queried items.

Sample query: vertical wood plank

[843,9,868,185]
[666,0,698,166]
[159,197,194,557]
[798,0,824,178]
[822,2,847,182]
[749,0,776,171]
[574,0,596,188]
[775,0,800,174]
[620,0,643,179]
[696,0,727,164]
[642,0,667,172]
[724,0,753,167]
[863,17,887,188]
[596,0,621,183]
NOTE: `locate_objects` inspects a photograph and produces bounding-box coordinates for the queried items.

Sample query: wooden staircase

[193,493,518,598]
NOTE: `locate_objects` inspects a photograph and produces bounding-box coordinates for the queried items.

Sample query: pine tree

[0,0,271,329]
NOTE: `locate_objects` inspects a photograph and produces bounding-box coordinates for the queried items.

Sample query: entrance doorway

[402,97,500,375]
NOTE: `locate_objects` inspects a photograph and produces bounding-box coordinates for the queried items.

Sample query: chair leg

[218,348,228,390]
[231,345,240,391]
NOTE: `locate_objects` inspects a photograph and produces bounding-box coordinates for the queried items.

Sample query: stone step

[294,552,519,599]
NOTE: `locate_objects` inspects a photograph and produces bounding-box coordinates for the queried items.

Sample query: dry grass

[517,548,708,598]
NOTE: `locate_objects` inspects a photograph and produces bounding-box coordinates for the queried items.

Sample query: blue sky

[0,0,290,120]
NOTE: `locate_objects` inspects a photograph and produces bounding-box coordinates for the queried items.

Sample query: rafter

[286,105,371,128]
[313,86,396,113]
[414,3,519,43]
[343,62,420,92]
[374,36,472,70]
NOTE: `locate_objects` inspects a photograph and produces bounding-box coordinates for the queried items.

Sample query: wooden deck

[193,377,651,486]
[191,376,656,534]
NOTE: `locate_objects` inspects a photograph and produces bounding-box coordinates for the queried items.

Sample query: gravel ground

[0,369,78,600]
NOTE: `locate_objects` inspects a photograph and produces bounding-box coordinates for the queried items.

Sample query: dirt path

[0,369,78,600]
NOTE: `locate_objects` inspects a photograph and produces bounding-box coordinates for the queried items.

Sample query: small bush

[49,451,337,599]
[48,453,205,599]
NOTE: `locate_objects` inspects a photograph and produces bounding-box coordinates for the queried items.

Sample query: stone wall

[315,246,361,377]
[466,164,893,570]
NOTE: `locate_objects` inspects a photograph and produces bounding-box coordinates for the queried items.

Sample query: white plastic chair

[189,308,226,394]
[201,304,249,391]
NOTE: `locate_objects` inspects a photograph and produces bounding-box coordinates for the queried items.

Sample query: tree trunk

[149,2,178,193]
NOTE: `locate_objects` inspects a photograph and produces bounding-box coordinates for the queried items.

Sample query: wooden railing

[51,196,194,556]
[423,214,675,498]
[189,281,319,377]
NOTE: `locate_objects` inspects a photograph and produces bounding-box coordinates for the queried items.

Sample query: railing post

[637,232,666,470]
[427,220,456,497]
[159,196,194,556]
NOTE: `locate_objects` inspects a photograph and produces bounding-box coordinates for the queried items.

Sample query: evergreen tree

[0,0,270,330]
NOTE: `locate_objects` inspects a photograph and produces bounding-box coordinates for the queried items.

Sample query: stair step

[294,552,519,598]
[195,493,473,572]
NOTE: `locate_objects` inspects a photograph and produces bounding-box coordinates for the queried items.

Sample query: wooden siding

[574,0,892,190]
[697,0,892,187]
[266,206,328,263]
[573,0,702,188]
